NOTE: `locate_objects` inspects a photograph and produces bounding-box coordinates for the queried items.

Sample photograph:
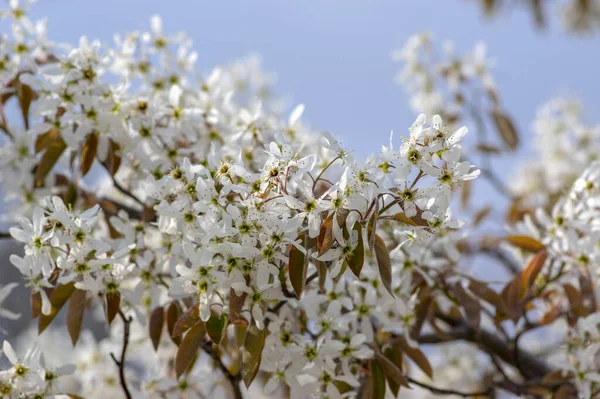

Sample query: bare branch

[201,340,243,399]
[407,376,493,397]
[110,310,133,399]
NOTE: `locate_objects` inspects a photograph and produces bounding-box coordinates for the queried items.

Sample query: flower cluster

[0,340,74,398]
[509,162,600,397]
[511,98,600,209]
[392,33,497,126]
[0,2,486,398]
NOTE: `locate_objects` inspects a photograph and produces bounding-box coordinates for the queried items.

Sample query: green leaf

[80,132,98,176]
[175,322,206,378]
[242,325,266,388]
[374,234,394,297]
[347,222,364,277]
[36,136,67,186]
[39,282,75,334]
[289,243,307,298]
[172,303,201,337]
[66,289,87,345]
[206,313,228,345]
[105,292,120,325]
[149,307,165,351]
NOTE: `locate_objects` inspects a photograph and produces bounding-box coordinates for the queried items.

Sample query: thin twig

[407,376,493,397]
[202,340,243,399]
[110,310,133,399]
[112,176,146,207]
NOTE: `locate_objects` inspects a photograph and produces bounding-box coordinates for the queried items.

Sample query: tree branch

[406,376,493,397]
[110,310,133,399]
[201,340,243,399]
[435,313,552,380]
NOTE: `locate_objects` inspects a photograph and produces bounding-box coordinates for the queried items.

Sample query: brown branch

[202,340,243,399]
[110,310,133,399]
[407,376,493,397]
[111,176,146,208]
[435,313,552,380]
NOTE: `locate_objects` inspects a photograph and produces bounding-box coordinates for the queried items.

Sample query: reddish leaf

[500,273,523,324]
[242,325,266,388]
[17,82,35,129]
[101,140,122,176]
[491,108,519,150]
[521,250,547,296]
[367,205,379,252]
[172,303,201,337]
[39,282,75,334]
[31,291,42,319]
[149,307,165,351]
[506,235,545,253]
[289,243,307,298]
[563,284,587,317]
[166,302,182,345]
[80,133,98,176]
[383,344,405,396]
[315,259,327,293]
[175,322,206,378]
[468,279,508,315]
[374,351,409,392]
[374,234,394,297]
[67,289,87,345]
[35,129,59,153]
[392,212,418,226]
[105,292,121,325]
[318,213,335,256]
[229,287,247,326]
[348,222,365,277]
[369,359,387,399]
[394,337,433,378]
[36,136,67,185]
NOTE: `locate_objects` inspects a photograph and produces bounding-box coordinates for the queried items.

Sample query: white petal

[2,341,18,365]
[169,85,182,108]
[288,104,305,126]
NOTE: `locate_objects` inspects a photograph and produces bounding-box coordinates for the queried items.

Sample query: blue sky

[29,0,599,161]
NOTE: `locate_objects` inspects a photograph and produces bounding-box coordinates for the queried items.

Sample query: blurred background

[1,0,599,339]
